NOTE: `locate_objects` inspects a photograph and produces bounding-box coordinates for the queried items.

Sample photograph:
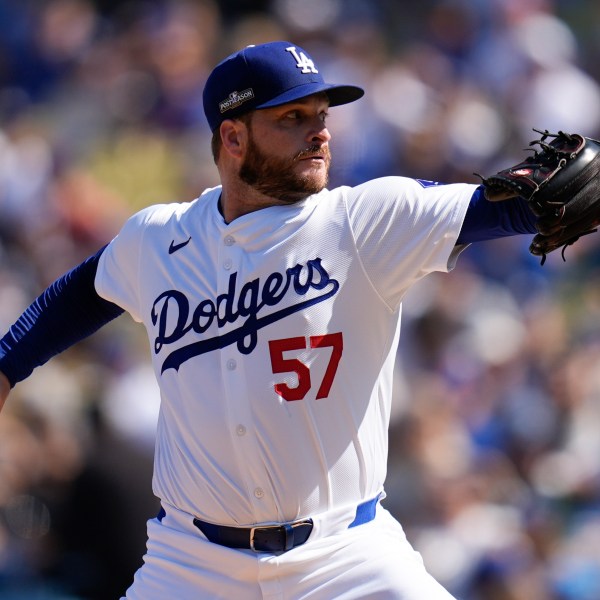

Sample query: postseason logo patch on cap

[219,88,255,114]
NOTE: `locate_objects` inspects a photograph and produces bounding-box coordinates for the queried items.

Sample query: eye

[284,110,301,120]
[320,111,329,123]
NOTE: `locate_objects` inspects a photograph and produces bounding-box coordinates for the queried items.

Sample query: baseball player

[0,41,540,599]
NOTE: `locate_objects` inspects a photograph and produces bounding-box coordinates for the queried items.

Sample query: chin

[303,177,328,195]
[299,167,328,188]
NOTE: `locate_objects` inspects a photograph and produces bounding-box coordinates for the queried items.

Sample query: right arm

[0,245,124,409]
[0,371,9,413]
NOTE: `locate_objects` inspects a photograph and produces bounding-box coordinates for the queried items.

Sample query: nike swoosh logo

[169,236,192,254]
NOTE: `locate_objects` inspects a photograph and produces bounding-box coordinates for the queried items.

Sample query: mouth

[296,147,329,162]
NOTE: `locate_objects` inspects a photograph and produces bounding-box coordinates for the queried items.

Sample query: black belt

[193,517,313,552]
[191,495,380,553]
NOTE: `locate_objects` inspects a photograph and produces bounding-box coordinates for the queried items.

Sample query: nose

[308,116,331,145]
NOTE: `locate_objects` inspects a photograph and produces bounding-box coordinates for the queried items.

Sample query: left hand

[481,129,600,263]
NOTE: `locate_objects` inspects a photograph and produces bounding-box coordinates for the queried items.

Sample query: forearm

[0,246,124,389]
[456,186,538,244]
[0,371,9,413]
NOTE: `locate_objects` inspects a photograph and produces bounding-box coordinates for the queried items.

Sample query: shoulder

[328,177,475,244]
[324,177,426,212]
[125,186,221,230]
[339,176,476,213]
[342,176,464,200]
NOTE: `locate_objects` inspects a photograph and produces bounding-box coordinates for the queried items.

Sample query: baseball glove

[481,129,600,264]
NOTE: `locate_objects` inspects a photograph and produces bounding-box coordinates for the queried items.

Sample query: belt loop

[284,523,294,551]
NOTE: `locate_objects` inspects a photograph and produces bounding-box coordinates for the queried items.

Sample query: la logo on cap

[286,46,318,74]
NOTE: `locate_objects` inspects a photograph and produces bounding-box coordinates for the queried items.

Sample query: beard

[239,132,331,204]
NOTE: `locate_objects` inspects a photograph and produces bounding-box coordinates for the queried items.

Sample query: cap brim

[256,82,364,110]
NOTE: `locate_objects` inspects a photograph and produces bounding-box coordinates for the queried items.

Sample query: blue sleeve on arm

[0,245,124,388]
[456,186,538,245]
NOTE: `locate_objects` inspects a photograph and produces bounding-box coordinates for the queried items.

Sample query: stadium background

[0,0,600,598]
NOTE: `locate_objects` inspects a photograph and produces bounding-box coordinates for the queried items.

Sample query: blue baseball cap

[203,41,364,131]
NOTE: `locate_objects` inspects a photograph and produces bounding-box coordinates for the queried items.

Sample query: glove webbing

[534,173,600,264]
[531,147,600,215]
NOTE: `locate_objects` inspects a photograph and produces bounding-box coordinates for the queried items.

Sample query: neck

[218,176,303,224]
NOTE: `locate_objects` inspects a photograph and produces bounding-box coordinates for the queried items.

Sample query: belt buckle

[249,524,282,552]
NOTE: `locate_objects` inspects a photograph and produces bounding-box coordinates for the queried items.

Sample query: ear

[220,119,247,160]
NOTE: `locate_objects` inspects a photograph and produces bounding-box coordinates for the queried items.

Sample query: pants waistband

[158,494,382,554]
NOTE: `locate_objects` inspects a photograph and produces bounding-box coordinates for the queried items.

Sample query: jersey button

[236,424,246,436]
[254,487,264,499]
[226,359,237,370]
[223,258,233,270]
[224,235,235,246]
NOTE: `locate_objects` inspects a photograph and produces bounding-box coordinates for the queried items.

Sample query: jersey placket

[218,231,273,521]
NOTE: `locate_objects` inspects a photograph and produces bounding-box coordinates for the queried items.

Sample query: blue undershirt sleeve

[456,186,538,245]
[0,245,125,388]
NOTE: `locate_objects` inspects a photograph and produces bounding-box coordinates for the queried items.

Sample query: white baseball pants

[122,501,457,599]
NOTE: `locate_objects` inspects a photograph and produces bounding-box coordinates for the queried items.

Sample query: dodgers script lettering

[151,258,339,373]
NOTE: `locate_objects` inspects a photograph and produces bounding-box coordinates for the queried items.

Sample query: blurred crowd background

[0,0,600,598]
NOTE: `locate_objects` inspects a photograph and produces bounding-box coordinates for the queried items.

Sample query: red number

[310,333,343,399]
[268,332,343,401]
[268,337,311,401]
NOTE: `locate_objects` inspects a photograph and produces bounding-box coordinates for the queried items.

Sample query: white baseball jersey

[95,176,475,528]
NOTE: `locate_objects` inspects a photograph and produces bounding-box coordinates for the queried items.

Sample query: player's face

[238,94,332,203]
